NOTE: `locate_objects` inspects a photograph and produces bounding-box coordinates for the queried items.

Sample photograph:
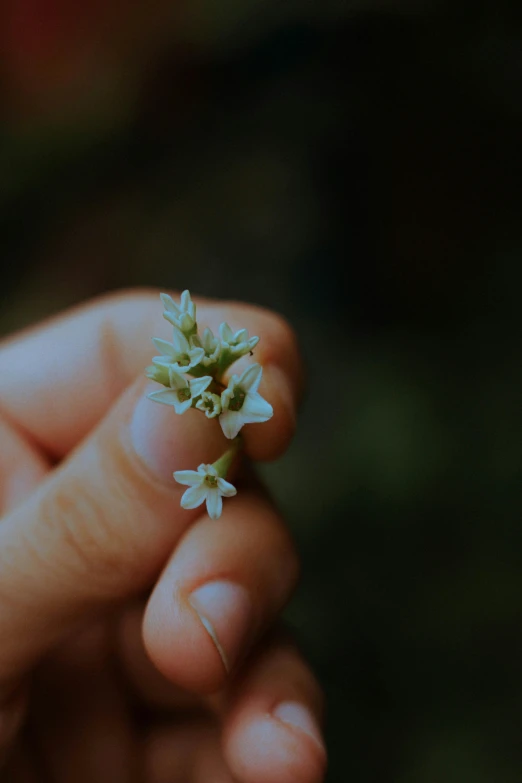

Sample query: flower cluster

[146,291,273,518]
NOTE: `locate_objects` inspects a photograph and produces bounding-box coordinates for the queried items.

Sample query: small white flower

[174,464,237,519]
[145,363,170,386]
[152,326,204,373]
[191,327,221,367]
[148,370,212,414]
[219,322,260,357]
[219,363,273,439]
[161,290,197,334]
[196,391,222,419]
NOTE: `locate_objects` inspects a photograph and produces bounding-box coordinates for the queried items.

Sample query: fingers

[0,412,49,515]
[141,636,326,783]
[30,623,138,783]
[117,602,201,711]
[143,722,235,783]
[143,489,299,693]
[0,375,218,685]
[0,290,302,461]
[223,638,326,783]
[0,325,298,688]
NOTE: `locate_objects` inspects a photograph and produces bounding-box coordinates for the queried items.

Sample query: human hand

[0,291,326,783]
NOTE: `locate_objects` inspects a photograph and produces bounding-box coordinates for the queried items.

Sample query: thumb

[0,364,292,686]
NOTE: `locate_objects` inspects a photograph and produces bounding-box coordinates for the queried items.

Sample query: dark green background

[1,2,521,780]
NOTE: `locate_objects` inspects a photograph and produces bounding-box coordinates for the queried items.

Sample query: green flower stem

[208,378,226,395]
[212,436,243,478]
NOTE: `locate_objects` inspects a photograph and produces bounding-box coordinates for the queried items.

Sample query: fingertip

[222,639,326,783]
[143,580,228,694]
[224,712,326,783]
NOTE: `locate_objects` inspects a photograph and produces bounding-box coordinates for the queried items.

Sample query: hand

[0,291,326,783]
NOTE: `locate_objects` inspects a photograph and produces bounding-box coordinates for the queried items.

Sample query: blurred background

[1,1,522,780]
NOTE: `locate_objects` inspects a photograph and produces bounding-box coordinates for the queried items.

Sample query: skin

[0,290,326,783]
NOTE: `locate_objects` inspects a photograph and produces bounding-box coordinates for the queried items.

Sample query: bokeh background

[1,1,522,780]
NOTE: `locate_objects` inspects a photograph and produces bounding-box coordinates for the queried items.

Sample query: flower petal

[201,327,215,352]
[219,322,233,344]
[152,356,171,366]
[168,369,188,390]
[187,347,205,364]
[219,410,244,439]
[174,399,193,415]
[171,326,189,353]
[174,470,202,486]
[242,391,273,421]
[189,376,212,398]
[217,478,237,497]
[147,390,180,407]
[206,489,223,520]
[180,485,207,510]
[160,293,180,315]
[152,337,177,359]
[239,363,263,393]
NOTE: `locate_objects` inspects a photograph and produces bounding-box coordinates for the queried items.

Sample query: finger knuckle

[37,474,139,596]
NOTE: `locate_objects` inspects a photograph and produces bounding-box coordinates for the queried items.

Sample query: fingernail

[273,701,324,749]
[130,382,224,483]
[189,580,252,673]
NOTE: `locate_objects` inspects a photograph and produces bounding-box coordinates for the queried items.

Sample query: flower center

[177,354,191,367]
[177,388,191,402]
[204,475,218,488]
[228,387,246,411]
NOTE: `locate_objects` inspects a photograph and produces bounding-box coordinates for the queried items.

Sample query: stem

[212,436,243,478]
[209,378,227,395]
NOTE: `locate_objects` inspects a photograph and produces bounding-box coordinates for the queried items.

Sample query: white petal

[188,347,205,364]
[180,485,207,510]
[160,293,180,315]
[239,363,263,393]
[168,369,187,390]
[147,390,179,407]
[171,326,189,353]
[197,464,208,474]
[174,399,193,415]
[172,361,191,373]
[206,465,218,477]
[206,489,223,519]
[179,312,195,332]
[242,391,273,421]
[174,470,203,486]
[189,376,212,398]
[246,336,260,350]
[219,410,244,439]
[180,290,191,310]
[219,322,233,343]
[217,478,237,497]
[152,356,171,366]
[152,337,177,358]
[201,327,214,351]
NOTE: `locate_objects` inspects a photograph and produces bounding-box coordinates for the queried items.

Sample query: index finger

[0,289,303,461]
